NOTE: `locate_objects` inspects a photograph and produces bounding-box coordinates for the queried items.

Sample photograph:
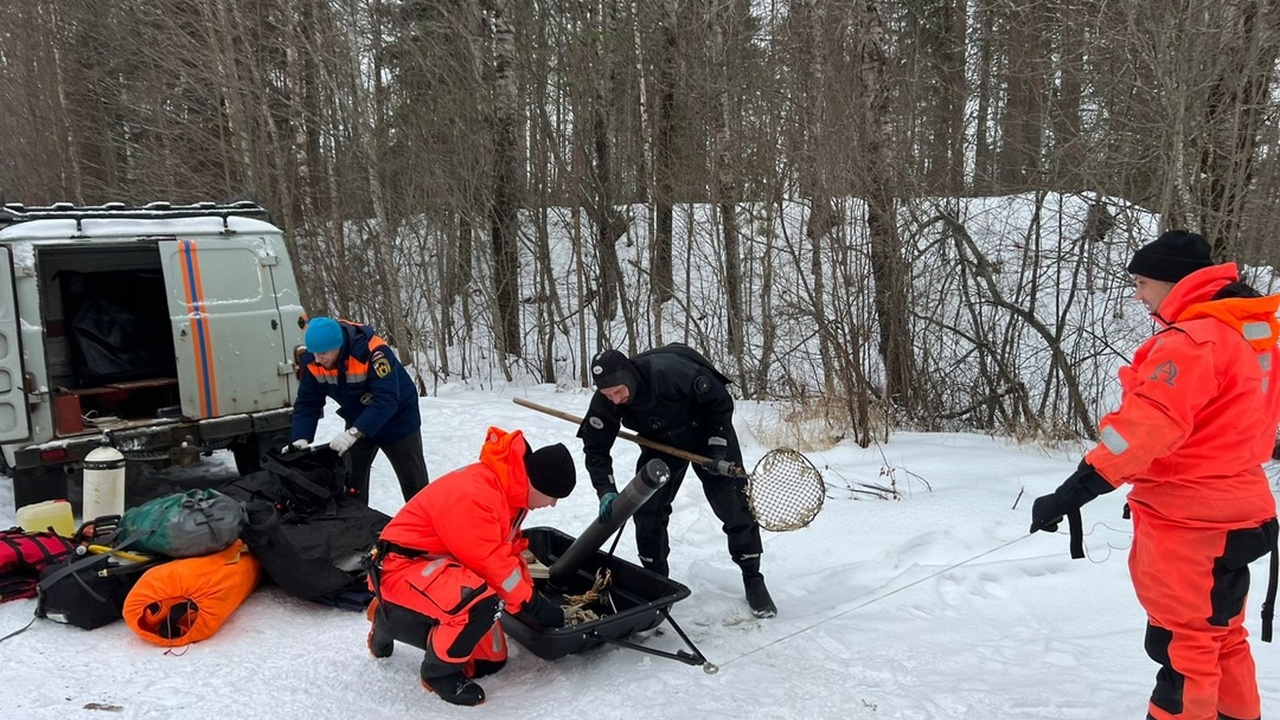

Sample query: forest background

[4,0,1280,449]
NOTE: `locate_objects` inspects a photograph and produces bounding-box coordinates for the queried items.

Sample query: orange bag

[123,539,260,646]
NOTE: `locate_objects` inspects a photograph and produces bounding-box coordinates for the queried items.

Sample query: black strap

[368,540,447,609]
[1261,518,1279,643]
[261,453,340,504]
[1066,508,1085,560]
[0,616,36,644]
[261,453,344,517]
[34,531,144,599]
[376,539,436,560]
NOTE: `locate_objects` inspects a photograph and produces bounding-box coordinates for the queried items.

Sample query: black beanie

[1126,230,1214,283]
[525,443,576,499]
[591,349,639,395]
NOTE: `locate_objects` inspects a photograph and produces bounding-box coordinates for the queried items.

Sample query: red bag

[0,527,77,602]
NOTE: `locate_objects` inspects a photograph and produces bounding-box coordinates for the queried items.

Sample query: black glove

[1029,462,1115,534]
[517,591,565,629]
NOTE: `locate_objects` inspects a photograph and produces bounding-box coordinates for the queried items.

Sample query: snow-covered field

[2,384,1277,719]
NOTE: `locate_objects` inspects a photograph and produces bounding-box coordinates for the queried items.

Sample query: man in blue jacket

[286,317,428,503]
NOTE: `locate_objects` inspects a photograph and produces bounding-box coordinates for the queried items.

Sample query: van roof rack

[0,201,270,232]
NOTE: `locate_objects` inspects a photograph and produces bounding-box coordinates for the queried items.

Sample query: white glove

[329,427,362,456]
[281,439,310,453]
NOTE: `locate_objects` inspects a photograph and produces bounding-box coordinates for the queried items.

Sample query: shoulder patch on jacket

[588,416,605,430]
[371,351,392,379]
[1147,360,1178,387]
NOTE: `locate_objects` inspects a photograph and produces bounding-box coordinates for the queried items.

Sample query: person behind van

[284,316,428,504]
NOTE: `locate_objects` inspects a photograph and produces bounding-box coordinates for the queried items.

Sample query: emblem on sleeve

[588,416,604,430]
[1148,360,1178,387]
[372,353,392,379]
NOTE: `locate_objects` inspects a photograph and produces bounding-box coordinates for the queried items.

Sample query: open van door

[159,238,292,419]
[0,246,29,442]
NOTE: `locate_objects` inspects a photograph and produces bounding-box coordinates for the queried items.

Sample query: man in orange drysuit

[1030,229,1280,720]
[365,427,575,706]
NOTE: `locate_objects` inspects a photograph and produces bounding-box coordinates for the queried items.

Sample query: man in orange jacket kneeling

[365,427,576,706]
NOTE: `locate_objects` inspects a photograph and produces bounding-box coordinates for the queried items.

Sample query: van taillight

[40,448,69,462]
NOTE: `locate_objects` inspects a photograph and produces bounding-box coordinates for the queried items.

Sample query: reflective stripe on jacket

[289,320,420,445]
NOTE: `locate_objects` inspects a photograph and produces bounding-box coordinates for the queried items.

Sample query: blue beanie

[304,317,344,353]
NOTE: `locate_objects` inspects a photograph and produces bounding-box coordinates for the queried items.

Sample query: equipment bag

[0,528,77,603]
[239,495,387,602]
[123,540,260,646]
[36,548,164,630]
[121,489,245,558]
[221,447,387,604]
[259,445,353,509]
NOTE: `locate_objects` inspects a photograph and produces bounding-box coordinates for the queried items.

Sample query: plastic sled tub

[502,526,711,670]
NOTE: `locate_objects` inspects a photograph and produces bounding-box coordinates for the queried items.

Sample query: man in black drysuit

[577,345,776,618]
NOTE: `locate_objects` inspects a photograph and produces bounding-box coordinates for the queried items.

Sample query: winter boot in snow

[639,556,670,577]
[744,575,777,618]
[421,659,485,706]
[366,600,393,658]
[468,659,507,679]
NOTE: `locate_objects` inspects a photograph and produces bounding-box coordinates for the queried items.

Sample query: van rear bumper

[11,408,294,469]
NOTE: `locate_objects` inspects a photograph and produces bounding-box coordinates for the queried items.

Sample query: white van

[0,201,306,510]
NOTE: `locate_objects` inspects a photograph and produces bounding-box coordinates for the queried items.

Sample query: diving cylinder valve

[82,439,126,522]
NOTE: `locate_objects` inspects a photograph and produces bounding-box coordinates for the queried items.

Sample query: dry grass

[747,394,888,452]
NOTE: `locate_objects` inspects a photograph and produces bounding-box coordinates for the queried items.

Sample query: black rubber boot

[640,557,670,577]
[469,659,507,679]
[366,601,393,658]
[744,574,777,618]
[421,659,485,706]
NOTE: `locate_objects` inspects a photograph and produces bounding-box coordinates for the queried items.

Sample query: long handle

[512,396,715,467]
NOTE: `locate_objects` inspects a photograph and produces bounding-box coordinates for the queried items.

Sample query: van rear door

[0,246,30,442]
[159,238,292,419]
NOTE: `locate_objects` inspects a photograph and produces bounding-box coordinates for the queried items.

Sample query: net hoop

[745,448,825,532]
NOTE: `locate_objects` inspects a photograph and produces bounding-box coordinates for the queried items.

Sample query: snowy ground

[2,384,1278,719]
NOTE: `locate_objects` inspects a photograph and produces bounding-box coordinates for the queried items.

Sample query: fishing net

[745,448,826,532]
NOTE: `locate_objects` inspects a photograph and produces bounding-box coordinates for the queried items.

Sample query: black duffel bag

[221,447,389,607]
[36,549,164,630]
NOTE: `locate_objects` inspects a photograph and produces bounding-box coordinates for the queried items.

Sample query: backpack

[36,547,165,630]
[0,528,77,602]
[221,447,387,605]
[120,489,245,558]
[635,342,733,386]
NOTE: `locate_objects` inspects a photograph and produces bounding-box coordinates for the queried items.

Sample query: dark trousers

[346,431,429,504]
[631,430,762,578]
